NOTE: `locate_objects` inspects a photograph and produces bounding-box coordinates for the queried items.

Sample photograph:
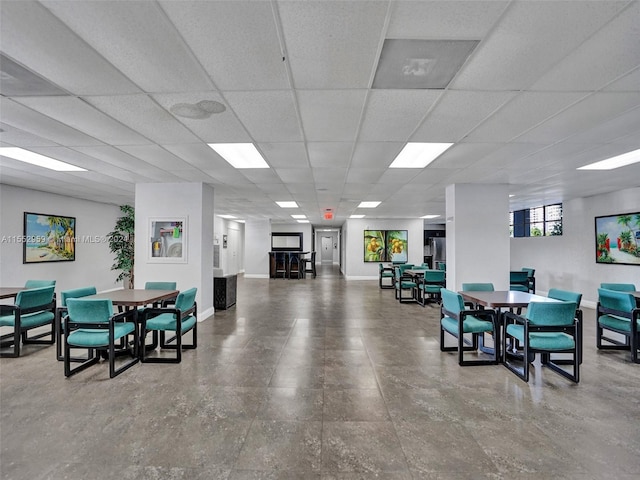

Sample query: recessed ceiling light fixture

[389,143,453,168]
[421,214,440,219]
[208,143,269,169]
[297,220,310,224]
[291,214,306,219]
[0,147,87,171]
[357,201,381,208]
[577,148,640,170]
[218,214,236,219]
[276,201,298,208]
[350,215,366,219]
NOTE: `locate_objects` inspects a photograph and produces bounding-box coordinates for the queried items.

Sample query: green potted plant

[107,205,135,289]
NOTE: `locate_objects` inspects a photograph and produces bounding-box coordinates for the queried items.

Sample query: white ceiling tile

[258,142,309,168]
[83,95,201,144]
[117,145,195,171]
[160,1,289,91]
[377,169,421,184]
[275,168,314,183]
[409,168,457,185]
[297,90,367,142]
[350,142,404,169]
[0,1,140,95]
[42,0,212,93]
[307,142,353,169]
[0,124,59,147]
[278,0,388,89]
[240,169,283,184]
[412,91,515,142]
[312,168,348,184]
[359,90,442,141]
[286,183,316,195]
[162,143,228,171]
[345,168,385,184]
[452,0,627,90]
[224,91,303,142]
[13,96,152,145]
[561,106,640,145]
[604,67,640,91]
[432,142,504,169]
[169,169,219,184]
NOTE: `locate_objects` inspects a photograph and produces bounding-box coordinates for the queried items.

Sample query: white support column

[445,184,510,291]
[134,183,214,319]
[244,219,271,278]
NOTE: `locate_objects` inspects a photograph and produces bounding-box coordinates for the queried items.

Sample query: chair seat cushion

[0,311,54,329]
[146,313,196,333]
[396,281,417,289]
[380,272,394,278]
[67,322,136,347]
[510,285,529,292]
[598,314,633,333]
[506,324,575,350]
[419,284,442,293]
[441,315,493,335]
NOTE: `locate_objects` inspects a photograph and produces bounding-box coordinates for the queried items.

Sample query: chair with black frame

[600,283,636,292]
[521,267,536,293]
[394,264,417,303]
[303,251,317,278]
[416,269,446,307]
[140,287,197,363]
[547,288,583,364]
[56,286,97,361]
[0,286,56,358]
[503,301,580,383]
[144,281,177,306]
[274,252,288,279]
[288,252,303,279]
[461,283,494,309]
[596,288,639,364]
[378,262,394,289]
[439,288,499,366]
[63,298,138,378]
[510,271,531,292]
[24,280,56,288]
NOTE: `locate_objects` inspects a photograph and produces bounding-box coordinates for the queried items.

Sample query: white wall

[244,219,271,278]
[343,218,424,279]
[0,184,122,293]
[270,223,313,252]
[213,217,245,275]
[511,186,640,307]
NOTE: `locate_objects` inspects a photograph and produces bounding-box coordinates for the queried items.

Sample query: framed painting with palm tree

[595,212,640,265]
[23,212,76,263]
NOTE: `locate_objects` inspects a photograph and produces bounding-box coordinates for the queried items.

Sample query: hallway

[2,275,639,479]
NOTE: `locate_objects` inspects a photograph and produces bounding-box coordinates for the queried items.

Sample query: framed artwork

[149,217,188,263]
[364,230,408,262]
[595,212,640,265]
[23,212,76,263]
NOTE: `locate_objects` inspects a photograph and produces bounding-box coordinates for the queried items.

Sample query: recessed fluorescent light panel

[350,215,366,219]
[291,214,307,219]
[218,214,236,219]
[0,147,87,171]
[276,201,298,208]
[390,143,453,168]
[577,148,640,170]
[297,220,310,223]
[421,214,439,219]
[357,201,381,208]
[207,143,269,169]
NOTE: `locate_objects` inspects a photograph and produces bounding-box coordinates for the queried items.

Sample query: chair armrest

[0,304,18,315]
[503,311,526,325]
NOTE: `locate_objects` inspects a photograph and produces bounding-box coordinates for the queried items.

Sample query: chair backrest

[424,270,446,282]
[521,267,535,278]
[175,287,197,313]
[24,279,56,288]
[437,262,446,271]
[66,298,114,324]
[462,283,494,291]
[440,288,465,315]
[597,288,636,312]
[60,286,97,307]
[394,264,415,278]
[510,271,529,283]
[144,281,177,290]
[526,301,577,326]
[600,283,636,292]
[548,288,582,308]
[15,286,55,309]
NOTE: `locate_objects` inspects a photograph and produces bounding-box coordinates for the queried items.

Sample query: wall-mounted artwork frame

[364,230,408,262]
[148,217,188,263]
[23,212,76,264]
[595,212,640,265]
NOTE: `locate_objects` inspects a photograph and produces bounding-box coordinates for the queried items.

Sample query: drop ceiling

[1,0,639,226]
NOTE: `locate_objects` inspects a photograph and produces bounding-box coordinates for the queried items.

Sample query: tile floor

[1,265,640,479]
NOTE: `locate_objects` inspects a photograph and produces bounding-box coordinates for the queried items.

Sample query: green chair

[0,286,56,357]
[503,301,579,383]
[64,298,138,378]
[144,281,177,306]
[547,288,583,364]
[596,288,639,363]
[521,268,536,293]
[394,265,417,303]
[461,283,495,309]
[24,280,56,288]
[437,262,446,271]
[440,288,499,366]
[600,283,636,292]
[56,286,97,361]
[378,263,394,289]
[510,271,530,292]
[141,287,197,363]
[416,270,446,307]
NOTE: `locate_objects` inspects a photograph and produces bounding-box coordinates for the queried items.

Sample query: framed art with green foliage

[595,212,640,265]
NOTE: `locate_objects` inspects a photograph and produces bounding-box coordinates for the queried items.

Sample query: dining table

[0,287,27,300]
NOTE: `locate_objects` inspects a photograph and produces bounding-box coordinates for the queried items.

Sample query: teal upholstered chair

[0,286,56,357]
[521,268,536,293]
[547,288,583,364]
[378,263,394,289]
[600,283,636,292]
[510,271,530,292]
[416,270,446,307]
[144,281,177,306]
[439,288,499,366]
[461,283,495,309]
[394,265,417,303]
[24,280,56,288]
[437,262,446,272]
[56,286,97,361]
[596,288,639,363]
[141,287,197,363]
[64,298,138,378]
[503,301,579,382]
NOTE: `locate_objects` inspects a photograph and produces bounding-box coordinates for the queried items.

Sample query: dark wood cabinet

[214,274,237,310]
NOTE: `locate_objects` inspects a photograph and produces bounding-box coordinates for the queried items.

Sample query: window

[510,204,562,237]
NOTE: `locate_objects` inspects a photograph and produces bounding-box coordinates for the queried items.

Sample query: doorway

[321,236,333,264]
